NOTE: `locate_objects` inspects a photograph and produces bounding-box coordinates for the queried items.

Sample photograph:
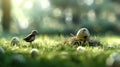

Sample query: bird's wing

[29,36,35,41]
[24,34,33,40]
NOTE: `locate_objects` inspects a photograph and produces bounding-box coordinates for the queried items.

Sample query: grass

[0,35,120,67]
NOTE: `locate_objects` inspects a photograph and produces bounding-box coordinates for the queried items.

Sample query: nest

[63,36,102,47]
[60,28,102,47]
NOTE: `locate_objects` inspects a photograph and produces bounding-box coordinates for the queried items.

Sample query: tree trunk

[2,0,11,33]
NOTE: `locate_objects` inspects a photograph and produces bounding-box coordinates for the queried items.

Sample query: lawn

[0,35,120,67]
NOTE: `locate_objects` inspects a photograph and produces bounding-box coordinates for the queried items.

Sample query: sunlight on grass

[102,36,120,44]
[0,35,120,67]
[99,36,120,47]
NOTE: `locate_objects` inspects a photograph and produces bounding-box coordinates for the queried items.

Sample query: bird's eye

[83,29,86,32]
[84,36,87,39]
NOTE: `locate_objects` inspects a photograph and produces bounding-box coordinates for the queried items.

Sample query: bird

[63,28,90,46]
[63,28,102,46]
[30,48,39,58]
[23,30,38,45]
[76,28,90,42]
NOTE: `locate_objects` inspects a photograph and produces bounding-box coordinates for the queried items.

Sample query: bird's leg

[30,42,32,45]
[30,42,34,48]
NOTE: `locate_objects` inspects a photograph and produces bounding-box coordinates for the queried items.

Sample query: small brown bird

[24,30,38,45]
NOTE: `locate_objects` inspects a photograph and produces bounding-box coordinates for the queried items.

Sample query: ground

[0,35,120,67]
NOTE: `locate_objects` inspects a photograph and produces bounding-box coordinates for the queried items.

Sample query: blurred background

[0,0,120,35]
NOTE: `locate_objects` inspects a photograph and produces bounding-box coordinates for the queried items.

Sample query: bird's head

[31,30,38,35]
[76,28,90,40]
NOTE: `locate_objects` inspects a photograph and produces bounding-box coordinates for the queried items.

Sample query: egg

[106,52,120,67]
[11,37,20,46]
[11,54,25,65]
[77,46,86,51]
[30,48,39,58]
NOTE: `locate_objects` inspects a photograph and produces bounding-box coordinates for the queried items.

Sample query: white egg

[106,52,120,67]
[11,54,25,64]
[0,47,5,54]
[11,37,20,46]
[77,46,86,51]
[30,48,39,58]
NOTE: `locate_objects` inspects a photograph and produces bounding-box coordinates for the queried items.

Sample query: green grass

[0,35,120,67]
